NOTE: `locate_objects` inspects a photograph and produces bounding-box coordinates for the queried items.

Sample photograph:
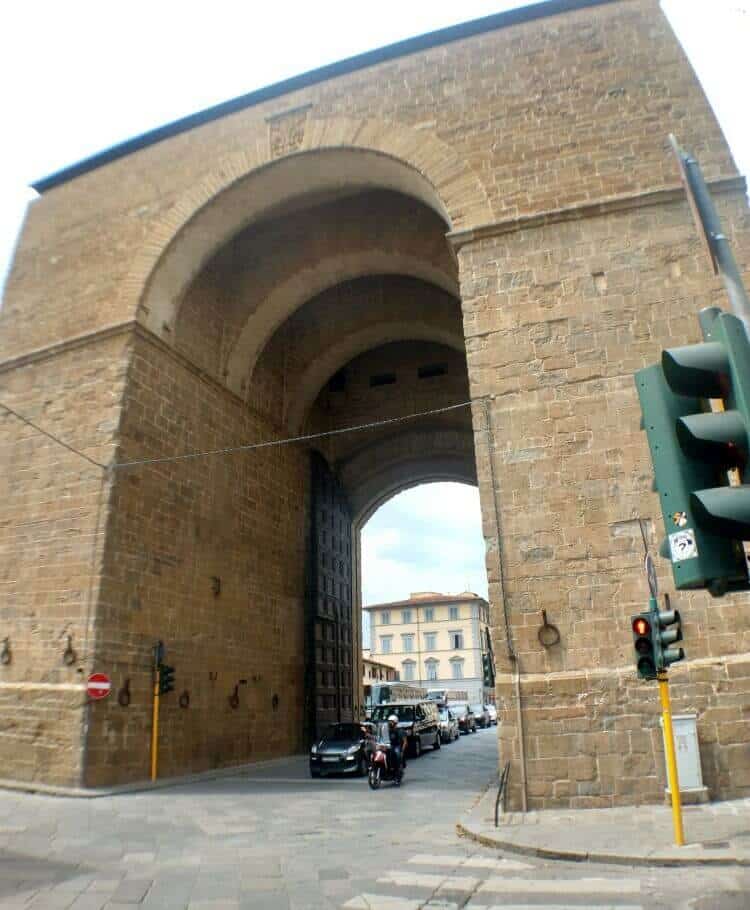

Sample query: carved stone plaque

[267,104,311,158]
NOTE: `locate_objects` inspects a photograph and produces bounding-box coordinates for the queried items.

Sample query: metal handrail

[494,761,511,827]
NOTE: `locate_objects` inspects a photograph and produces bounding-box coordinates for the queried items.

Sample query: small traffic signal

[635,310,750,596]
[632,598,685,680]
[653,606,684,670]
[158,664,175,694]
[632,612,656,680]
[482,651,495,688]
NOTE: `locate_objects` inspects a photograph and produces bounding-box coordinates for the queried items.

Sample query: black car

[472,703,491,729]
[309,722,374,777]
[370,701,441,757]
[447,702,476,734]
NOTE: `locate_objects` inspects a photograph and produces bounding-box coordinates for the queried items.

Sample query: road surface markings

[343,896,423,910]
[477,877,642,896]
[407,854,532,871]
[377,871,479,892]
[466,905,643,910]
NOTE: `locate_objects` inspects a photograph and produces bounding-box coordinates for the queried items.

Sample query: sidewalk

[457,784,750,867]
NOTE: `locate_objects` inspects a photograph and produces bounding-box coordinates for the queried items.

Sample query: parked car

[370,701,441,757]
[472,703,491,729]
[486,704,498,725]
[438,707,459,743]
[309,722,374,777]
[448,702,476,734]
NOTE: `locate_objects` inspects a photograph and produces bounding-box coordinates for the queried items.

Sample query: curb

[0,754,309,799]
[456,819,750,868]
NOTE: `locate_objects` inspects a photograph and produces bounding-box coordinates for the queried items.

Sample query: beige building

[362,652,398,686]
[364,592,492,704]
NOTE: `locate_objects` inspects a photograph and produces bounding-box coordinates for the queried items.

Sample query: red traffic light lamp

[632,612,656,680]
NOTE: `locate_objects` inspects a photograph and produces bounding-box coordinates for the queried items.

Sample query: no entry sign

[87,673,111,700]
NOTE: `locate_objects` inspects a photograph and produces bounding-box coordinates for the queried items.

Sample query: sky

[360,482,488,645]
[0,1,748,608]
[0,1,749,290]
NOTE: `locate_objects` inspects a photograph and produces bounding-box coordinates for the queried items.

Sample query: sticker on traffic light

[669,529,698,562]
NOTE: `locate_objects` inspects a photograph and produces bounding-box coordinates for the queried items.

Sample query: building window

[380,611,391,625]
[401,634,414,653]
[402,660,415,681]
[424,632,437,651]
[380,636,392,654]
[451,660,464,680]
[450,631,464,650]
[401,609,412,624]
[424,607,435,622]
[449,606,459,621]
[425,659,439,681]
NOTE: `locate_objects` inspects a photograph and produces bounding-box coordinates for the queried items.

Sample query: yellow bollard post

[658,669,685,846]
[151,661,160,782]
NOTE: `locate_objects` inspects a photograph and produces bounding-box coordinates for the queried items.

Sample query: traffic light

[482,651,495,688]
[482,628,495,688]
[653,606,684,670]
[632,611,656,680]
[158,664,175,694]
[635,310,750,596]
[632,599,685,680]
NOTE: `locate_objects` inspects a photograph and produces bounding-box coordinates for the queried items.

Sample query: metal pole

[483,396,527,813]
[657,670,685,847]
[151,652,160,782]
[670,135,750,328]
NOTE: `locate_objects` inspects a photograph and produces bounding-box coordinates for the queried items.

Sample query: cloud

[361,482,488,610]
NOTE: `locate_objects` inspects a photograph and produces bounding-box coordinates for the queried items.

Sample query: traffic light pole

[151,647,161,782]
[657,670,685,847]
[670,135,750,330]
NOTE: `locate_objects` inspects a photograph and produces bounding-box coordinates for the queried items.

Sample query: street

[0,728,747,909]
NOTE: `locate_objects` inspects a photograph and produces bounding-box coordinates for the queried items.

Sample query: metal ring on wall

[537,610,561,648]
[117,679,131,707]
[62,635,77,666]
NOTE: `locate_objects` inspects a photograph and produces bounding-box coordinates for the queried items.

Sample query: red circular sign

[87,673,111,700]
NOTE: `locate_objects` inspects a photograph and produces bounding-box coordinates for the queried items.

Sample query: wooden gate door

[306,452,354,741]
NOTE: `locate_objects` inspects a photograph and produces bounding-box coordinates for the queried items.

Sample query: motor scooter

[368,736,404,789]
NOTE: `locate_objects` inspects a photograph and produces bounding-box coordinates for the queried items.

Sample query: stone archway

[126,125,493,343]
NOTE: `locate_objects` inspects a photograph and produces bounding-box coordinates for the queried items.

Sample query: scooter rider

[387,714,406,775]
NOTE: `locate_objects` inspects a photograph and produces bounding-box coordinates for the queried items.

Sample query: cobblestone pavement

[0,728,747,909]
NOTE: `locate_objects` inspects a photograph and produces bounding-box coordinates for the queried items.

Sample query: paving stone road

[0,728,747,909]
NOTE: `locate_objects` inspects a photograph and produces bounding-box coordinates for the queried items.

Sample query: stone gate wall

[0,0,748,798]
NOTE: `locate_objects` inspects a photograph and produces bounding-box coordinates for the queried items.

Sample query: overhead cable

[0,398,473,473]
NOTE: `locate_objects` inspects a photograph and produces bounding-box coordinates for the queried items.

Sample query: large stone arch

[285,320,465,433]
[126,119,492,340]
[227,251,459,396]
[338,425,477,526]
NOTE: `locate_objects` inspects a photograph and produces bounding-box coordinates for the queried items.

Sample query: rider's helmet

[387,714,398,725]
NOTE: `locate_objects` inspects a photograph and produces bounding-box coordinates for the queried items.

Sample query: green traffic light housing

[654,607,684,670]
[632,612,656,680]
[159,664,176,695]
[636,310,750,596]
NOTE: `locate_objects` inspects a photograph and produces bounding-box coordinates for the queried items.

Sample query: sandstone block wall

[83,331,308,785]
[464,187,750,808]
[0,333,127,786]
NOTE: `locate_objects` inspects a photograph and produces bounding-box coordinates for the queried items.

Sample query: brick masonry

[0,0,748,802]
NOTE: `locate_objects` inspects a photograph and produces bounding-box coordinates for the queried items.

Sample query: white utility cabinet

[659,713,709,804]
